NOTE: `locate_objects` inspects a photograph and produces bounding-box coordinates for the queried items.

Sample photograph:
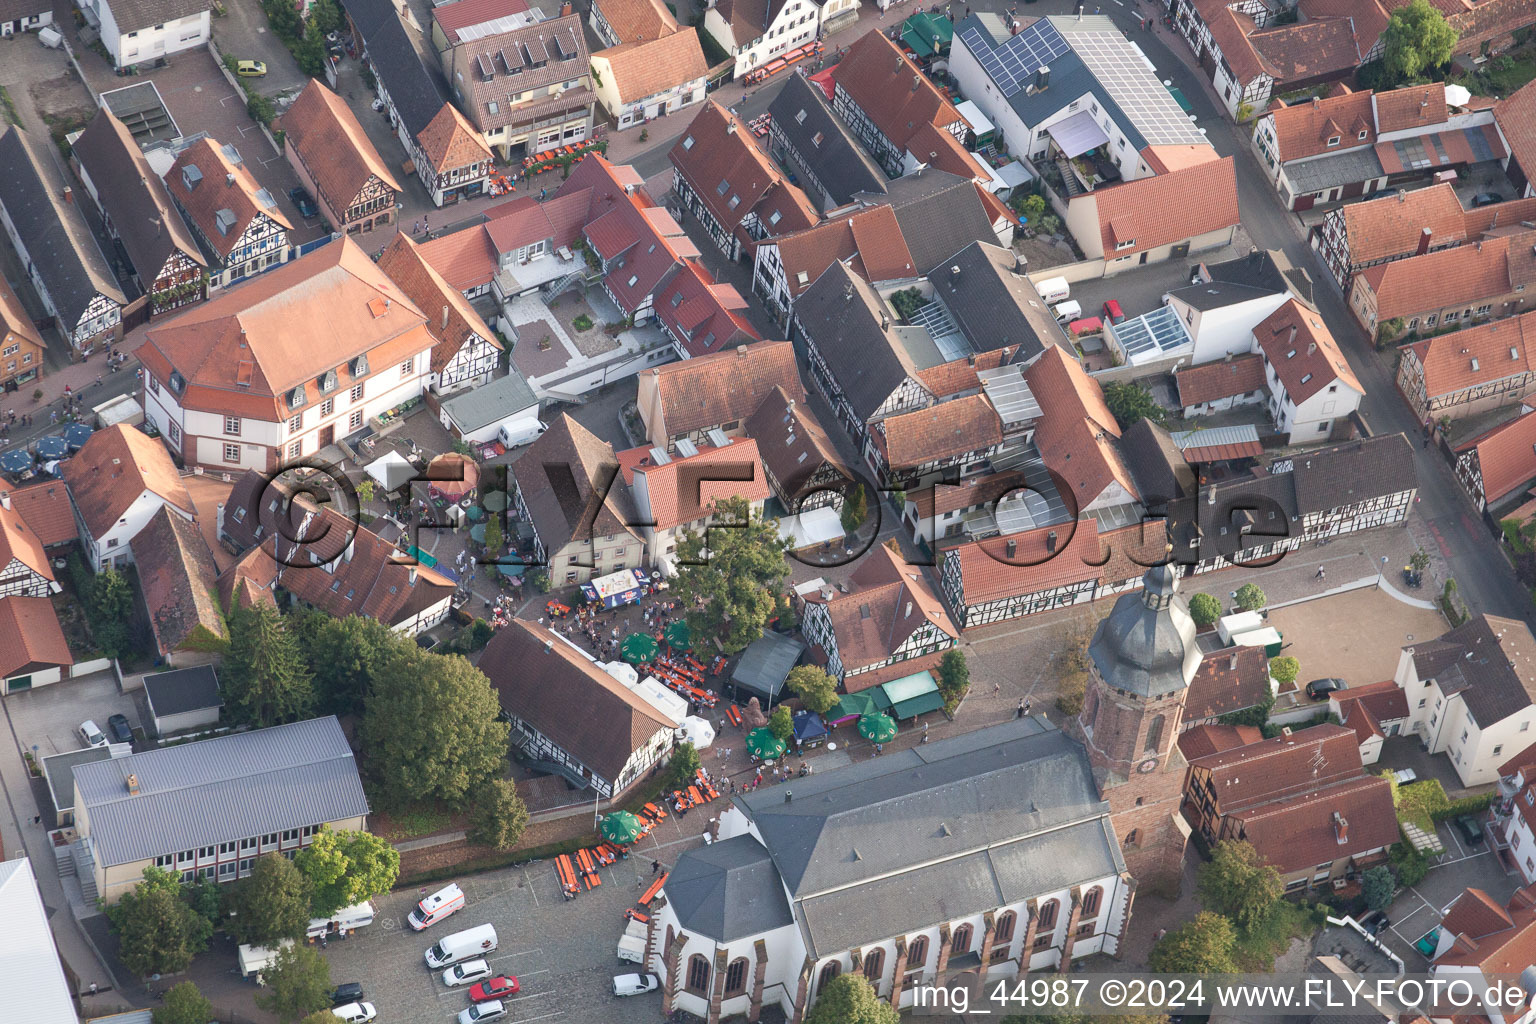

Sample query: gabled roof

[0,127,126,328]
[0,595,71,681]
[511,413,640,550]
[0,269,45,355]
[929,241,1063,363]
[1232,774,1399,875]
[643,341,801,442]
[1184,645,1271,722]
[1495,79,1536,186]
[1188,723,1365,811]
[165,137,293,260]
[619,437,770,532]
[944,518,1159,607]
[1336,181,1469,267]
[1205,6,1276,85]
[651,259,759,358]
[143,665,223,719]
[1176,353,1268,407]
[131,505,226,658]
[278,80,402,215]
[670,102,818,243]
[442,14,591,135]
[810,543,956,676]
[1408,614,1536,728]
[432,0,534,45]
[416,102,494,172]
[743,385,847,501]
[1253,298,1362,404]
[592,0,677,43]
[1178,722,1264,761]
[766,205,915,299]
[351,0,450,139]
[1089,156,1238,260]
[1249,16,1361,86]
[832,28,962,158]
[416,224,501,293]
[137,238,435,422]
[0,858,76,1024]
[62,425,194,540]
[72,109,205,282]
[376,233,502,375]
[73,716,368,868]
[1024,345,1137,507]
[874,170,1000,276]
[906,468,1029,520]
[1456,407,1536,507]
[0,495,51,586]
[484,189,591,255]
[103,0,210,36]
[1434,884,1536,975]
[767,73,887,208]
[873,394,1002,468]
[1359,229,1536,320]
[598,28,709,105]
[1439,886,1516,945]
[1374,83,1448,133]
[482,621,674,781]
[710,0,784,46]
[1266,89,1377,163]
[5,481,77,548]
[1298,0,1391,55]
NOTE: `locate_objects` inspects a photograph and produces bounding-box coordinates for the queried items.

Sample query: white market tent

[677,716,717,749]
[778,506,843,550]
[364,450,416,492]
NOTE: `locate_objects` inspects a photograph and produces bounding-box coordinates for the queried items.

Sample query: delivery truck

[425,923,498,969]
[238,940,294,981]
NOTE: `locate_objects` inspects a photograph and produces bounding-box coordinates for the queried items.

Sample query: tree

[224,602,314,727]
[254,943,332,1024]
[87,567,137,660]
[786,665,838,714]
[154,981,215,1024]
[1198,840,1283,932]
[468,778,530,850]
[355,478,375,505]
[666,741,702,790]
[936,648,970,709]
[769,704,794,743]
[360,646,510,809]
[227,854,314,948]
[302,1014,342,1024]
[671,496,790,654]
[294,827,401,918]
[1102,381,1168,428]
[840,484,868,534]
[1234,583,1266,612]
[1381,0,1457,85]
[308,0,342,34]
[1362,865,1396,911]
[106,867,214,977]
[1188,592,1222,628]
[1148,912,1238,974]
[1268,655,1300,688]
[484,514,503,555]
[302,613,404,717]
[804,974,899,1024]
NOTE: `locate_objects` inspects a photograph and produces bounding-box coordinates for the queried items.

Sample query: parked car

[1390,768,1417,785]
[1456,814,1485,845]
[1472,192,1505,207]
[613,973,661,997]
[236,59,267,77]
[331,1003,376,1023]
[106,713,133,744]
[1101,299,1126,325]
[443,959,493,987]
[1305,678,1347,700]
[1359,909,1391,936]
[470,976,520,1002]
[288,187,319,219]
[330,983,364,1006]
[458,1001,507,1024]
[79,720,107,748]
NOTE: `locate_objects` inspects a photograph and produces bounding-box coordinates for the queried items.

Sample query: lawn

[1235,901,1329,971]
[1453,43,1536,98]
[1393,778,1450,832]
[370,804,459,842]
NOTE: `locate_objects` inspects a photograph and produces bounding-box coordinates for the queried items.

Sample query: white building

[619,436,770,573]
[61,424,197,573]
[703,0,857,81]
[1164,249,1303,364]
[1396,615,1536,788]
[80,0,210,69]
[0,858,77,1024]
[1251,299,1364,443]
[648,719,1133,1021]
[589,29,709,131]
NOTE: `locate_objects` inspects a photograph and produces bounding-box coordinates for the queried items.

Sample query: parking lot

[4,670,140,761]
[322,841,700,1024]
[1379,817,1519,966]
[212,0,311,97]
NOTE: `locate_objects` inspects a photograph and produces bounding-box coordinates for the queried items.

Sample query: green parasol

[664,620,692,650]
[858,713,898,743]
[481,490,508,512]
[601,811,644,845]
[621,632,658,663]
[746,727,786,760]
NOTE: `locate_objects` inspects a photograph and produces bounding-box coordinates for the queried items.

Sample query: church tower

[1068,564,1202,891]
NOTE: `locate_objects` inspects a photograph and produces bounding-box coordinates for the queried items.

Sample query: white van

[308,901,376,940]
[1052,299,1083,323]
[1035,276,1071,303]
[409,883,466,931]
[425,923,498,968]
[617,933,646,964]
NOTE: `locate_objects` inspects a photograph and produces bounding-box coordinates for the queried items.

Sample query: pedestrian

[32,815,40,825]
[1315,567,1326,581]
[1024,699,1032,716]
[875,742,883,755]
[921,722,929,744]
[423,215,429,232]
[993,682,1001,696]
[651,859,660,874]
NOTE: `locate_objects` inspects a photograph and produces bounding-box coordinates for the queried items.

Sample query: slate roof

[73,716,368,867]
[71,109,205,284]
[143,665,223,719]
[1118,419,1194,506]
[481,620,674,781]
[104,0,209,36]
[62,424,194,540]
[1205,247,1310,301]
[511,413,640,551]
[643,340,802,442]
[1176,353,1268,407]
[598,29,709,105]
[1405,312,1536,401]
[768,73,886,208]
[876,170,1000,276]
[278,80,402,217]
[0,595,71,681]
[664,834,796,943]
[929,241,1062,363]
[352,0,451,139]
[1091,156,1239,260]
[1254,298,1363,405]
[0,127,126,329]
[710,0,785,46]
[130,505,225,658]
[727,718,1121,956]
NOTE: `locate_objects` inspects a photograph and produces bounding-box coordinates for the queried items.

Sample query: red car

[469,976,520,1003]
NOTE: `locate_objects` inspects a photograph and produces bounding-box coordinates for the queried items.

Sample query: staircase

[1054,157,1086,199]
[71,839,99,904]
[545,268,586,299]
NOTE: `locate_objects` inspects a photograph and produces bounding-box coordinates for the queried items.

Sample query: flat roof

[99,82,180,143]
[42,745,116,814]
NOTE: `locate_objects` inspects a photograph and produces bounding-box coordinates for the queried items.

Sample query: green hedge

[1432,791,1495,822]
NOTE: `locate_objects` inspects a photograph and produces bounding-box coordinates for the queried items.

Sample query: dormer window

[1358,129,1368,139]
[168,371,186,394]
[317,369,338,394]
[1326,136,1340,147]
[288,385,307,409]
[181,164,202,191]
[350,354,369,378]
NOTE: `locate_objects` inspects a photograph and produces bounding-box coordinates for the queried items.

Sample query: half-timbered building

[743,385,851,514]
[1455,408,1536,513]
[1396,309,1536,422]
[279,80,402,235]
[415,104,497,209]
[617,436,770,572]
[376,233,501,394]
[703,0,858,82]
[635,341,803,452]
[0,126,125,353]
[0,492,58,599]
[0,272,46,394]
[72,109,207,317]
[166,138,293,289]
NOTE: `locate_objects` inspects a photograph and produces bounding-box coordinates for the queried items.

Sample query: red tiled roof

[416,225,499,292]
[1440,887,1515,944]
[1185,645,1272,721]
[873,395,1002,468]
[1178,723,1264,761]
[0,595,71,679]
[643,340,801,442]
[278,80,402,218]
[812,543,956,678]
[484,190,591,256]
[768,205,917,299]
[1358,230,1534,320]
[1024,346,1138,507]
[0,496,51,586]
[1333,679,1411,723]
[945,518,1162,608]
[598,29,709,105]
[913,348,1015,400]
[833,30,962,160]
[907,468,1029,520]
[1404,311,1536,401]
[1176,353,1268,407]
[620,437,770,531]
[131,505,226,657]
[1233,774,1399,875]
[416,103,493,174]
[1249,16,1361,84]
[1496,80,1536,194]
[592,0,677,42]
[165,137,292,259]
[1299,0,1390,56]
[669,102,817,245]
[1341,699,1383,743]
[376,233,502,375]
[1456,407,1536,506]
[1254,298,1363,404]
[652,260,760,358]
[5,481,77,547]
[1436,885,1536,974]
[1500,738,1536,779]
[1265,90,1376,162]
[62,425,194,540]
[1206,7,1275,85]
[1188,723,1365,811]
[433,0,533,44]
[1089,157,1238,260]
[1374,83,1449,132]
[1338,182,1469,267]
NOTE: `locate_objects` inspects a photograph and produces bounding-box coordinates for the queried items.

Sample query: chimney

[1005,538,1017,559]
[726,119,737,135]
[904,600,913,618]
[1307,342,1317,355]
[1287,325,1298,347]
[1046,530,1057,553]
[1333,811,1349,844]
[62,186,72,204]
[559,0,571,12]
[1417,227,1432,255]
[1035,66,1050,91]
[0,491,8,510]
[409,567,418,586]
[912,75,922,93]
[126,773,140,795]
[1281,727,1292,737]
[442,304,450,330]
[737,344,748,358]
[880,311,890,331]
